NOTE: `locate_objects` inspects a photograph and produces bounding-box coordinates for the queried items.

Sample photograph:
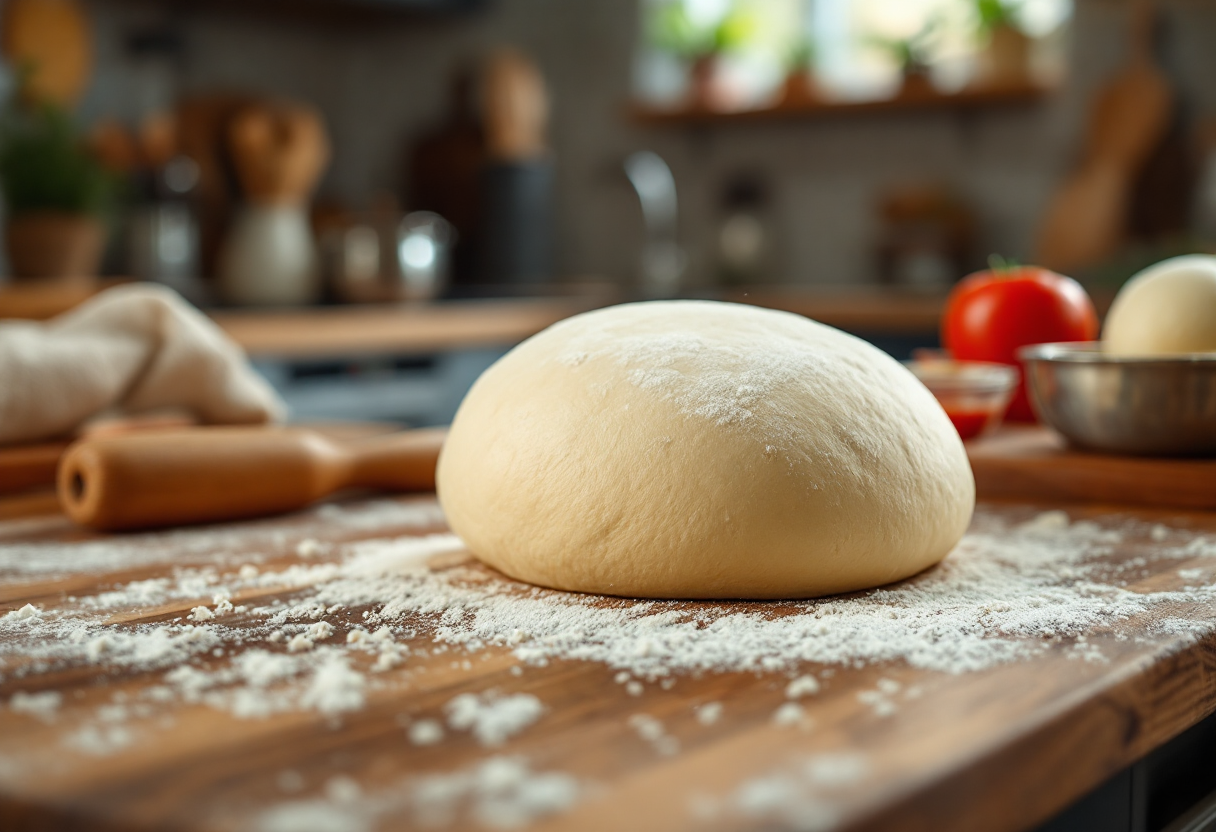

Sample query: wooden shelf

[630,81,1052,126]
[212,296,607,358]
[723,287,945,334]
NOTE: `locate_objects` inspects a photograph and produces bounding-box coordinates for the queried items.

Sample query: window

[634,0,1073,111]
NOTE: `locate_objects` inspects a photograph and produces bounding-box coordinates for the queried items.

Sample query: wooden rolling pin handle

[57,427,445,532]
[347,427,448,491]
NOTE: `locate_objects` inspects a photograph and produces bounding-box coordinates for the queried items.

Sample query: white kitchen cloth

[0,283,285,445]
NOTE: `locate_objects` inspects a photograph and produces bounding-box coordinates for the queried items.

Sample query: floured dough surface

[437,301,974,599]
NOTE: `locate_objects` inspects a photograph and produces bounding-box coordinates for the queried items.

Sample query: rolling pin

[57,426,446,532]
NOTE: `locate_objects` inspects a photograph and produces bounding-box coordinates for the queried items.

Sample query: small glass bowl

[904,358,1019,440]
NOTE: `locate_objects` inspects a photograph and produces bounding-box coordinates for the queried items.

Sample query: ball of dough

[437,301,975,599]
[1104,255,1216,356]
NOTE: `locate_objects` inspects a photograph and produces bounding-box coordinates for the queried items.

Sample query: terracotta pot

[978,25,1032,87]
[897,69,936,100]
[779,70,819,107]
[688,54,724,111]
[5,212,105,279]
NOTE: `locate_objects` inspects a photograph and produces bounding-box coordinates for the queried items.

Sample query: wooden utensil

[1036,0,1171,272]
[219,102,330,305]
[482,49,548,161]
[58,426,445,532]
[0,440,70,495]
[0,0,92,106]
[0,420,403,495]
[228,104,330,207]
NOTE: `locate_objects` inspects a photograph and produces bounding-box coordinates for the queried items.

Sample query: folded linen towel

[0,283,285,445]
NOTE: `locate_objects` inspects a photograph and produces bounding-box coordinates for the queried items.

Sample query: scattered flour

[629,713,679,756]
[411,756,581,828]
[308,621,335,641]
[694,753,869,831]
[296,539,326,558]
[695,701,723,726]
[785,675,821,699]
[856,681,904,720]
[5,604,40,622]
[875,678,900,696]
[0,499,444,578]
[287,634,314,653]
[324,775,362,803]
[8,690,63,721]
[64,724,136,756]
[410,719,445,746]
[773,702,810,729]
[445,692,545,747]
[4,504,1216,796]
[284,511,1216,680]
[253,756,581,832]
[299,656,366,717]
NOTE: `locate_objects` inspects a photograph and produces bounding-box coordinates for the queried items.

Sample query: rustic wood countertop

[2,493,1214,832]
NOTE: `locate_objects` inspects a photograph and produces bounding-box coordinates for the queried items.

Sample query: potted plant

[0,102,113,279]
[868,19,941,100]
[649,2,756,111]
[779,38,819,108]
[974,0,1031,88]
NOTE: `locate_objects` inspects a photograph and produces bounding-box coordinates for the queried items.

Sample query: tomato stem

[987,253,1020,274]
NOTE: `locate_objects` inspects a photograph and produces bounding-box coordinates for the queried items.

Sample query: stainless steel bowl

[1019,342,1216,456]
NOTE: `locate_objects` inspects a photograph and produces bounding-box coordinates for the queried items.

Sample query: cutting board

[968,427,1216,510]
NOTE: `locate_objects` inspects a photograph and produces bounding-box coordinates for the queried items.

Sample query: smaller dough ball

[1104,255,1216,356]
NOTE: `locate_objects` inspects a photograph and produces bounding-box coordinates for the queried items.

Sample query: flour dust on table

[3,501,1216,830]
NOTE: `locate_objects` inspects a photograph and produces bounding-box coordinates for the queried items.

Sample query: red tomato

[941,266,1098,422]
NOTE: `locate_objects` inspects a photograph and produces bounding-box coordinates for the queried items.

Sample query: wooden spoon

[482,49,549,161]
[1036,0,1171,272]
[228,104,330,206]
[58,426,445,531]
[0,0,92,106]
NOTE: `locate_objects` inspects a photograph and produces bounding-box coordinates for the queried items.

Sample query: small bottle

[717,174,771,287]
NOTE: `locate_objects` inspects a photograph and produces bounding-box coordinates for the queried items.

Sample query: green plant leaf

[0,102,116,217]
[974,0,1024,35]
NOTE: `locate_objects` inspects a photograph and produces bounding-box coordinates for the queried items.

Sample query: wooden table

[2,493,1215,832]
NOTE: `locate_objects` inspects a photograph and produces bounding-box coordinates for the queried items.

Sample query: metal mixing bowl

[1019,342,1216,456]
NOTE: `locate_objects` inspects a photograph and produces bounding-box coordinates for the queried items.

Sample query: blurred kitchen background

[1,0,1214,425]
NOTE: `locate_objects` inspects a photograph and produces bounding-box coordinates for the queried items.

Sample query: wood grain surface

[968,427,1216,511]
[210,298,605,358]
[1,496,1215,832]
